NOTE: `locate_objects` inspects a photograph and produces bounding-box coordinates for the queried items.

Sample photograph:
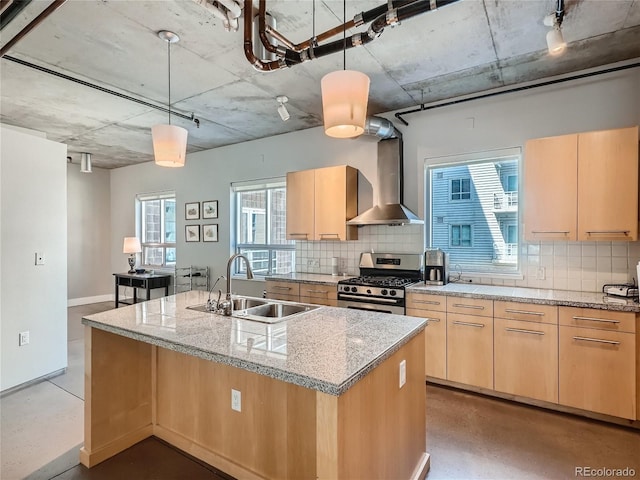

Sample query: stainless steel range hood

[347,128,423,226]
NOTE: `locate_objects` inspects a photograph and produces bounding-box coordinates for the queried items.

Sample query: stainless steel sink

[187,296,319,323]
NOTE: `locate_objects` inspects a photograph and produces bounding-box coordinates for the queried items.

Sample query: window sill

[450,271,524,282]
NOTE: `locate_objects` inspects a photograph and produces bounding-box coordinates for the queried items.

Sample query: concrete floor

[1,301,639,479]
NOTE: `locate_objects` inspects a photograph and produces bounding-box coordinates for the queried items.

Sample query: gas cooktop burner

[339,276,418,288]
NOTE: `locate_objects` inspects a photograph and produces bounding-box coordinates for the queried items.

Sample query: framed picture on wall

[185,225,200,242]
[202,200,218,219]
[185,202,200,220]
[203,224,218,242]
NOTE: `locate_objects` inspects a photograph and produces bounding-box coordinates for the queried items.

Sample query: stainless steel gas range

[337,252,423,315]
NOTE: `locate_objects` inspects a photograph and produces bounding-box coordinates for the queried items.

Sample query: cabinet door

[524,134,578,241]
[314,166,358,241]
[299,283,337,306]
[446,313,493,389]
[407,308,446,379]
[559,326,636,419]
[286,169,315,240]
[577,126,639,241]
[494,318,558,403]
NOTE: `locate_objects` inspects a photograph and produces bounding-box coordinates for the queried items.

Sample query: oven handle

[345,304,395,313]
[338,293,400,304]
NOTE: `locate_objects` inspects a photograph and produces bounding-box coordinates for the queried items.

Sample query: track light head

[276,95,290,122]
[546,27,566,56]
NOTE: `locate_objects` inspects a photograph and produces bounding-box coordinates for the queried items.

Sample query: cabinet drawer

[559,325,636,419]
[299,284,336,300]
[446,297,493,317]
[494,318,558,403]
[446,313,493,389]
[265,281,300,297]
[494,301,558,325]
[300,296,337,307]
[406,293,445,312]
[559,307,636,333]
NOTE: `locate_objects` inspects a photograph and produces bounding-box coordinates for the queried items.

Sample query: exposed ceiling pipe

[0,0,66,57]
[244,0,461,72]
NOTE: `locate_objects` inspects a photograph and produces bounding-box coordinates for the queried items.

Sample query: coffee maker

[424,248,448,285]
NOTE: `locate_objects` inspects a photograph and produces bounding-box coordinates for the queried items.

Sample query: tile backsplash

[294,225,640,293]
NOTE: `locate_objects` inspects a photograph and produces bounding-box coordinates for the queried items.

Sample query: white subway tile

[581,279,597,292]
[553,243,567,256]
[567,278,582,291]
[596,243,611,257]
[553,278,568,290]
[582,244,596,257]
[611,243,628,257]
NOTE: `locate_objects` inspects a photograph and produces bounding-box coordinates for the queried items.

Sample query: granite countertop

[407,283,640,312]
[265,272,354,285]
[82,290,425,396]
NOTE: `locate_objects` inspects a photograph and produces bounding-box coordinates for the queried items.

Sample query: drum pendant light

[152,30,188,167]
[321,0,369,138]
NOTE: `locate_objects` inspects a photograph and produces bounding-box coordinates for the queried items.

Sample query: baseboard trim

[1,368,67,397]
[68,294,113,307]
[80,424,153,468]
[411,452,430,480]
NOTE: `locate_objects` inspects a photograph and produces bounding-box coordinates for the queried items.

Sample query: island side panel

[153,347,318,480]
[335,330,427,479]
[80,327,153,467]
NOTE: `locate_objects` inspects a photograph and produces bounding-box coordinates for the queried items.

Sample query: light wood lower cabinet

[299,282,337,306]
[265,280,299,302]
[559,325,636,419]
[494,318,558,403]
[406,307,446,379]
[446,313,493,390]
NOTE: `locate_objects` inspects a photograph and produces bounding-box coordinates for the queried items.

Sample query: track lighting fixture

[543,0,566,56]
[80,152,92,173]
[276,95,290,121]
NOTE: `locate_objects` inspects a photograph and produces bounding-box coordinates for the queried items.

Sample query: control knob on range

[381,289,388,296]
[367,289,372,294]
[389,290,397,296]
[350,286,357,293]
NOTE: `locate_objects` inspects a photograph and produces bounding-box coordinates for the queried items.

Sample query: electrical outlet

[306,259,320,268]
[19,331,30,346]
[35,252,45,265]
[399,359,407,388]
[536,267,546,280]
[231,389,241,412]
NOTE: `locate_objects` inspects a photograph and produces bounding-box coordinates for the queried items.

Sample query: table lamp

[123,237,142,273]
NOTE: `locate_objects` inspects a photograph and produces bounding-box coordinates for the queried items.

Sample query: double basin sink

[187,296,319,324]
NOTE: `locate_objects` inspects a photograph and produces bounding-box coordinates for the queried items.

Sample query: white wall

[67,164,112,304]
[109,65,640,294]
[1,126,68,391]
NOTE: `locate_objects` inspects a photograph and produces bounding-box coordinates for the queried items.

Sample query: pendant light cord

[167,39,171,125]
[343,0,346,70]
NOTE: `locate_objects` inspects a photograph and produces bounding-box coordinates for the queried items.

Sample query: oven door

[337,294,405,315]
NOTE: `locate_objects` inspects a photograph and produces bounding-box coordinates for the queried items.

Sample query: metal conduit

[394,61,640,126]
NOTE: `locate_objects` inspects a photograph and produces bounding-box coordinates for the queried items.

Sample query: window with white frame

[426,148,521,274]
[232,179,294,276]
[137,191,176,267]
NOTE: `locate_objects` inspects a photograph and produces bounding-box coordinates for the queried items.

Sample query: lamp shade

[546,28,566,56]
[123,237,142,254]
[152,124,188,167]
[321,70,370,138]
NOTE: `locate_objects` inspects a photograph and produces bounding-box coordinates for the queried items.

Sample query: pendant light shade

[321,70,370,138]
[153,30,188,167]
[152,124,188,167]
[546,27,566,56]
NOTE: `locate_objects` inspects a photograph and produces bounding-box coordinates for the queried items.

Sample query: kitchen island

[80,290,428,479]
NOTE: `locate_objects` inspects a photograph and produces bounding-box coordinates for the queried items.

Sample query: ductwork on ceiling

[192,0,242,32]
[347,117,424,226]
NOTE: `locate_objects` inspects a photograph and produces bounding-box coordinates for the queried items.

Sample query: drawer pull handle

[531,230,570,234]
[272,286,291,291]
[289,233,309,237]
[319,233,340,239]
[414,299,441,305]
[505,308,545,316]
[573,336,620,346]
[452,303,485,310]
[426,317,441,323]
[306,289,328,294]
[505,327,544,336]
[452,320,485,328]
[572,316,620,324]
[585,230,629,236]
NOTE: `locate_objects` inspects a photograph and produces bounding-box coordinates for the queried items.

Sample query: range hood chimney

[347,117,424,226]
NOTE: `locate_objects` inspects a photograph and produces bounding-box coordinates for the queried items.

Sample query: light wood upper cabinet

[524,126,639,241]
[577,127,639,241]
[286,169,315,240]
[524,134,578,241]
[286,165,358,241]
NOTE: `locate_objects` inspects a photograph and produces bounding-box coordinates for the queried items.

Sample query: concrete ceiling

[1,0,639,169]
